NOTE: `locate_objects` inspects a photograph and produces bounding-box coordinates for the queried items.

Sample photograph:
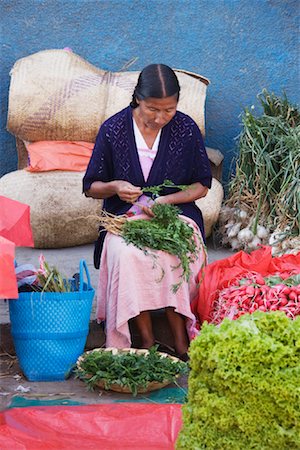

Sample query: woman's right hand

[115,181,142,203]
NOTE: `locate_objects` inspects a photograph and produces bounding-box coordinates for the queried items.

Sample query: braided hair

[130,64,180,108]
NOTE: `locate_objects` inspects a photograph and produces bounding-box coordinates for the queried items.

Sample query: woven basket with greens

[76,346,188,396]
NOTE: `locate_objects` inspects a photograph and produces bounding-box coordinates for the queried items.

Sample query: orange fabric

[25,141,94,172]
[0,404,182,449]
[0,236,18,299]
[192,246,300,324]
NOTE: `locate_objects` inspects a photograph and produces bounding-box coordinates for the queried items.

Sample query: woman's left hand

[140,196,166,217]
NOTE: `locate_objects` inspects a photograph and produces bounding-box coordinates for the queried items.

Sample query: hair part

[130,64,180,108]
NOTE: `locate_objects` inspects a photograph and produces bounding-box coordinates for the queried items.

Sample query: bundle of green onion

[220,89,300,255]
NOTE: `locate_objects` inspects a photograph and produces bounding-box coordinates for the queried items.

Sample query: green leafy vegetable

[76,346,188,396]
[176,311,300,450]
[123,203,202,292]
[96,181,204,292]
[142,179,188,197]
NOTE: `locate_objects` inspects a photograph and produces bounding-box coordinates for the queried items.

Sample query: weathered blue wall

[1,0,299,181]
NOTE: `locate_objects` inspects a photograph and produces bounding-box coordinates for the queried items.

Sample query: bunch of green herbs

[123,203,202,293]
[176,311,300,450]
[76,346,188,396]
[227,89,300,239]
[142,179,188,197]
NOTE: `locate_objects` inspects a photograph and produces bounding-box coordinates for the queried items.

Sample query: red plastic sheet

[0,195,34,247]
[192,246,300,324]
[0,236,18,299]
[0,403,182,449]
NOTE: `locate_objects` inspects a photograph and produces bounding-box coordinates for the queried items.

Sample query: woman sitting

[83,64,212,360]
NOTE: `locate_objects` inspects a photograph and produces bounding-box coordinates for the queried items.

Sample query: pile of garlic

[218,206,300,256]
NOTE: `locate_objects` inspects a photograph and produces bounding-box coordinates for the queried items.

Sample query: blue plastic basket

[9,260,94,381]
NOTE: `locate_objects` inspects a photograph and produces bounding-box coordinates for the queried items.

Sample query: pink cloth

[128,194,154,215]
[128,120,159,215]
[96,214,207,348]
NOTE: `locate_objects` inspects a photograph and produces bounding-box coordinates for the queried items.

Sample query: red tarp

[0,196,34,299]
[0,196,34,247]
[192,246,300,324]
[0,404,182,449]
[0,236,18,299]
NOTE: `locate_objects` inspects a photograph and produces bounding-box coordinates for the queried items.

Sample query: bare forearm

[156,182,208,205]
[84,181,119,199]
[85,180,142,202]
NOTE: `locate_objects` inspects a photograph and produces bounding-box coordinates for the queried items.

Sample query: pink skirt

[96,214,206,348]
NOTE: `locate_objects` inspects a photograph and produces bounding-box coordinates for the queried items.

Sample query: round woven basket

[76,347,183,394]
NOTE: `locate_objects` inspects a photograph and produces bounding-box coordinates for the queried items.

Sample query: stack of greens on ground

[176,311,300,450]
[219,90,300,255]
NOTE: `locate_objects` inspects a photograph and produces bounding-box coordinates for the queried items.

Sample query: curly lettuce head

[176,312,300,450]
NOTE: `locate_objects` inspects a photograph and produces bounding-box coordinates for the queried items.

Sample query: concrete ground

[0,237,232,411]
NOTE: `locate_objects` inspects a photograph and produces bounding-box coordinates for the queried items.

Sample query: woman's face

[135,95,178,131]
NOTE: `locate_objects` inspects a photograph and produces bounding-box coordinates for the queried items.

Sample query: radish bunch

[210,272,300,324]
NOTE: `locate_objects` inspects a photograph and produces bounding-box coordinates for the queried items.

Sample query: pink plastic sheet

[0,403,182,449]
[0,196,34,247]
[0,236,18,299]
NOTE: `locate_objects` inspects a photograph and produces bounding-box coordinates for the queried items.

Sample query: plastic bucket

[9,260,94,381]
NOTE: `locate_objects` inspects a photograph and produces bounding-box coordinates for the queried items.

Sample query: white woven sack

[0,170,222,247]
[0,170,102,248]
[196,178,224,237]
[7,49,209,167]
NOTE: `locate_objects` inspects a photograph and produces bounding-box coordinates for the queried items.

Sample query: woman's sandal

[150,341,189,362]
[176,352,189,362]
[154,341,177,356]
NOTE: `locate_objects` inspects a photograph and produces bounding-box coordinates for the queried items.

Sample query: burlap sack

[4,50,223,248]
[7,49,209,168]
[0,170,222,247]
[196,178,224,237]
[0,170,102,248]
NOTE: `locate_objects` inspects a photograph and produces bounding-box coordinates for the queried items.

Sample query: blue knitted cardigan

[83,106,212,266]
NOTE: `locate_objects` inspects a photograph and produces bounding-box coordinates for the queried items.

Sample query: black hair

[130,64,180,108]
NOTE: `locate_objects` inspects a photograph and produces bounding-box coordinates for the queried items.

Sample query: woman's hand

[115,181,142,203]
[140,182,209,215]
[139,195,166,217]
[85,180,142,201]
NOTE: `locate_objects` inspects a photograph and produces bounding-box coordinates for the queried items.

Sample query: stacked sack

[2,49,222,247]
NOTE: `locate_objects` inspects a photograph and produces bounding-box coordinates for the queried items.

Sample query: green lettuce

[176,312,300,450]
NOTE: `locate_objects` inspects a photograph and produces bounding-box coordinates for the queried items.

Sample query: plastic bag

[192,246,300,324]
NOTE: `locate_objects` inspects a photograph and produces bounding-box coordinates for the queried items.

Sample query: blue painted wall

[1,0,299,181]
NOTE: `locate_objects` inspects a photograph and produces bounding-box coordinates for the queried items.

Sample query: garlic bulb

[248,236,261,250]
[237,228,254,243]
[256,225,268,239]
[237,210,248,221]
[228,223,242,238]
[230,238,240,250]
[269,232,283,246]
